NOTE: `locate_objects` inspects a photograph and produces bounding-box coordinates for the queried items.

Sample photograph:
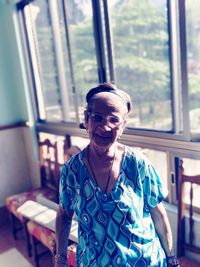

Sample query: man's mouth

[95,133,111,139]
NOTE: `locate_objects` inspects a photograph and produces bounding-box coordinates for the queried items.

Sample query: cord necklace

[86,145,116,194]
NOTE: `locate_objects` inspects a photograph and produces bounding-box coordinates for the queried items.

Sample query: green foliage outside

[33,0,200,130]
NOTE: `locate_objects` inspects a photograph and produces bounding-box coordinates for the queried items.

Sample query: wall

[0,127,31,205]
[0,3,39,215]
[0,3,28,125]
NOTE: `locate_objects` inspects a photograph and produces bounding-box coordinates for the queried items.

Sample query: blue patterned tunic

[60,146,168,266]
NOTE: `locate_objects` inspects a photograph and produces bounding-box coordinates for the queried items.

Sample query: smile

[95,133,111,139]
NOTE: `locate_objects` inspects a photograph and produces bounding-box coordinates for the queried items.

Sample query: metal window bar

[102,0,115,82]
[168,0,182,134]
[178,0,190,140]
[92,0,107,83]
[16,6,38,122]
[48,0,70,121]
[61,0,80,125]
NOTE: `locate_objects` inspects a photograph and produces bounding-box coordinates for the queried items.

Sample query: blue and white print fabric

[60,146,168,267]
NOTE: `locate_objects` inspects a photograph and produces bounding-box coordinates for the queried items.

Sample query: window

[59,0,99,122]
[22,0,98,123]
[24,1,64,121]
[19,0,200,139]
[105,0,172,131]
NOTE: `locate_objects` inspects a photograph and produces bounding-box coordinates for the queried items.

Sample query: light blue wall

[0,3,28,126]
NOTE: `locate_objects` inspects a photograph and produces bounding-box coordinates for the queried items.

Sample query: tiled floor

[0,222,53,267]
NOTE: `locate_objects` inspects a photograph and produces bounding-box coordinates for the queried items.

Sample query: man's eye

[109,116,120,124]
[92,114,103,122]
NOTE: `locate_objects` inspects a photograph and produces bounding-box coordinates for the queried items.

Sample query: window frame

[17,0,200,141]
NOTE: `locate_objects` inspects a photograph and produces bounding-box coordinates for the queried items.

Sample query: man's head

[84,83,132,148]
[86,82,132,114]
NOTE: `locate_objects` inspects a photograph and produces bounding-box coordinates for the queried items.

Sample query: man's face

[85,92,127,149]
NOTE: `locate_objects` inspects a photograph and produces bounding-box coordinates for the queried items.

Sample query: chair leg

[8,212,32,257]
[9,212,22,240]
[31,234,40,267]
[10,212,18,240]
[23,221,32,257]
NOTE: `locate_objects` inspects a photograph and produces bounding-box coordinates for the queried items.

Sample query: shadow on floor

[0,222,53,267]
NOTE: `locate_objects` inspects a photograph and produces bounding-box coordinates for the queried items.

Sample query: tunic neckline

[78,144,127,197]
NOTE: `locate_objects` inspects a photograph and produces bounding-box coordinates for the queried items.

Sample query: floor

[0,222,53,267]
[179,257,200,267]
[1,222,200,267]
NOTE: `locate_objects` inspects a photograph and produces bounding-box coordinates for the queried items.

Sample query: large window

[19,0,200,138]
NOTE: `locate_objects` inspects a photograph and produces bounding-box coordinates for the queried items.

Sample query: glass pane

[182,158,200,209]
[186,0,200,133]
[65,0,99,122]
[107,0,172,131]
[27,0,64,121]
[26,0,79,122]
[57,1,79,122]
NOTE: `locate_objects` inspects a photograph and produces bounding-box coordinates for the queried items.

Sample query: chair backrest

[39,138,81,191]
[177,159,200,257]
[39,139,62,193]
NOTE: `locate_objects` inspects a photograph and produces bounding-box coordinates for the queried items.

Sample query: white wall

[0,126,41,207]
[22,127,40,189]
[0,2,40,208]
[0,3,28,125]
[0,127,29,206]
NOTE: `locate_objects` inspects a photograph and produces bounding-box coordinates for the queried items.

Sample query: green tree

[110,0,170,122]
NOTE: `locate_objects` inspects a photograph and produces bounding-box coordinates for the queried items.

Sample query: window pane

[182,158,200,209]
[27,1,64,121]
[186,0,200,133]
[25,0,75,121]
[107,0,172,131]
[65,0,99,122]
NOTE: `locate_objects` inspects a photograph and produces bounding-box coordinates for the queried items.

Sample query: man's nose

[99,118,112,129]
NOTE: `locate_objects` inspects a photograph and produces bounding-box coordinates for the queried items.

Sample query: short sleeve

[140,155,168,210]
[59,161,77,211]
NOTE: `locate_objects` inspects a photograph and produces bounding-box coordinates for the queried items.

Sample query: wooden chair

[6,137,64,256]
[27,145,80,267]
[177,159,200,266]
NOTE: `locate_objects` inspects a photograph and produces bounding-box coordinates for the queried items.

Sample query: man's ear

[84,110,89,129]
[120,118,127,134]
